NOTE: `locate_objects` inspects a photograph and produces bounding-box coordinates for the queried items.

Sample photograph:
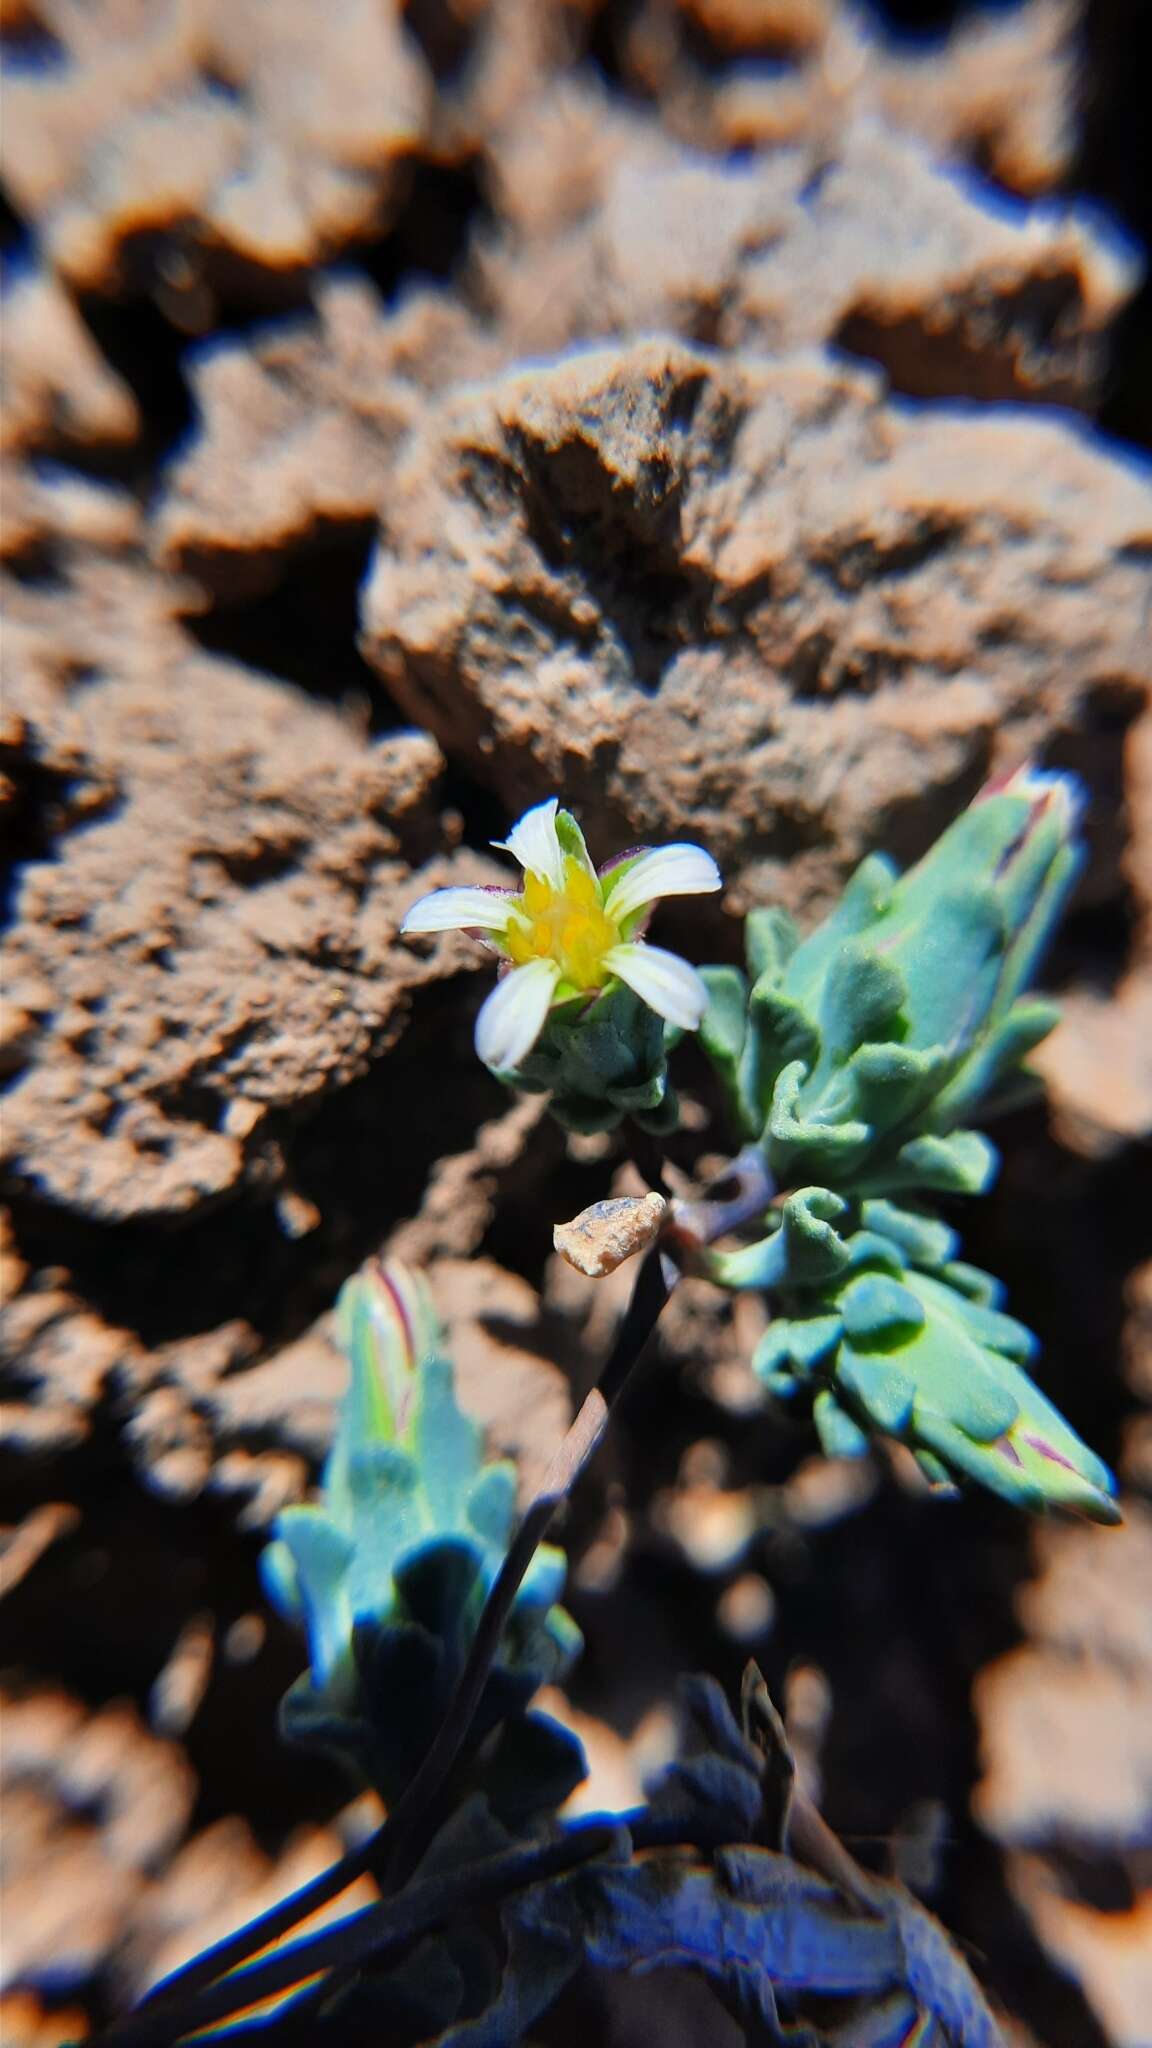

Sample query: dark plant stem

[105,1823,624,2046]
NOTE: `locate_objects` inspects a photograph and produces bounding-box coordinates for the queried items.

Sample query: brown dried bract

[554,1191,669,1277]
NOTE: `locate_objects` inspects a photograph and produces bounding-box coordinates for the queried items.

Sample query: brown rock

[387,1092,551,1264]
[1005,1859,1152,2048]
[127,1810,379,1997]
[975,1506,1152,1848]
[0,1681,374,2003]
[0,0,431,294]
[978,1503,1152,2045]
[0,1265,143,1454]
[1123,1262,1152,1407]
[0,552,488,1219]
[0,463,142,564]
[1036,975,1152,1155]
[2,1686,196,1898]
[426,1255,574,1499]
[0,269,138,453]
[156,277,503,595]
[482,106,1135,406]
[636,0,1081,197]
[0,1503,81,1600]
[1036,688,1152,1153]
[362,337,1152,917]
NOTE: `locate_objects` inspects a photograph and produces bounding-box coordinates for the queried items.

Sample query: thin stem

[108,1823,624,2046]
[127,1830,381,2020]
[666,1145,777,1252]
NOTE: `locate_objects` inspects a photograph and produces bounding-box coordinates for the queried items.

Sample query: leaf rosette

[699,768,1082,1199]
[262,1260,580,1798]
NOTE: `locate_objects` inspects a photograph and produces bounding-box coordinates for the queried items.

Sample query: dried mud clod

[154,278,505,597]
[362,336,1152,914]
[483,97,1135,408]
[0,0,431,295]
[0,1681,379,2007]
[617,0,1081,196]
[975,1507,1152,2046]
[0,550,481,1220]
[145,95,1141,618]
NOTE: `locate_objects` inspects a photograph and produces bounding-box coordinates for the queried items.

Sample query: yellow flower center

[504,860,621,991]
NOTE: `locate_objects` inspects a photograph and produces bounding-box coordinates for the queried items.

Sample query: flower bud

[261,1259,579,1792]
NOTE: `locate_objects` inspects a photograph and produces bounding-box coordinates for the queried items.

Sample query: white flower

[401,798,722,1070]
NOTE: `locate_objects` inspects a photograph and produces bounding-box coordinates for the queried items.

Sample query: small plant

[99,772,1115,2047]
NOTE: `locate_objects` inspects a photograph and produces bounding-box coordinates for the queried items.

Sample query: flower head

[402,799,722,1071]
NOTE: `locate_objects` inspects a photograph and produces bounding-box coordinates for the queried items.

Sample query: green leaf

[913,1270,1036,1364]
[411,1357,484,1535]
[927,996,1061,1131]
[344,1446,426,1621]
[839,1273,925,1346]
[837,1352,917,1434]
[744,906,799,983]
[813,1390,871,1458]
[787,1312,845,1369]
[781,853,897,1012]
[764,1060,870,1181]
[859,1201,958,1272]
[865,1129,998,1197]
[466,1462,519,1552]
[698,966,748,1068]
[708,1188,850,1292]
[739,990,820,1134]
[698,965,753,1134]
[273,1507,356,1692]
[817,944,906,1067]
[940,1260,1005,1307]
[883,885,1005,1054]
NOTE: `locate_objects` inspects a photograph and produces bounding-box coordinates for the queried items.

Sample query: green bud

[262,1259,578,1789]
[698,767,1083,1197]
[510,982,679,1134]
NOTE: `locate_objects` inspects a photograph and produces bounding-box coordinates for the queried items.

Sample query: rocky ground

[1,1,1150,2041]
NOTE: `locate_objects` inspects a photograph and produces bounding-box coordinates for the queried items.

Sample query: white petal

[492,798,565,888]
[603,942,709,1030]
[401,886,513,934]
[475,958,561,1070]
[602,843,721,924]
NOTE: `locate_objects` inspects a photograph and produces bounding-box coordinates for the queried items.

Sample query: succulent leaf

[698,772,1083,1203]
[738,1207,1118,1523]
[744,905,800,983]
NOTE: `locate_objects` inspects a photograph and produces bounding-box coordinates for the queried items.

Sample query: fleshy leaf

[813,1389,871,1458]
[744,905,800,984]
[869,1129,998,1196]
